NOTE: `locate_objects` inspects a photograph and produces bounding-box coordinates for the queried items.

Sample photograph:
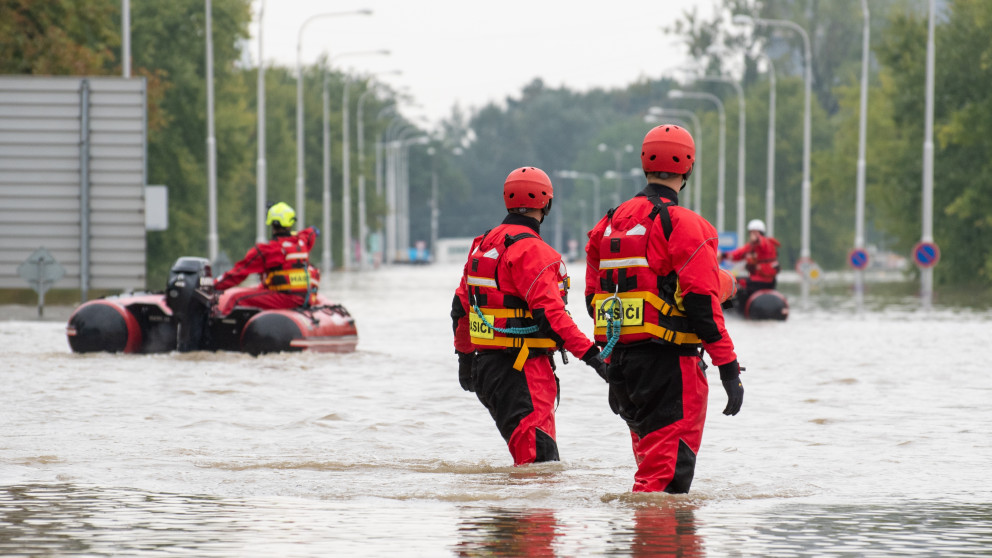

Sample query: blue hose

[473,305,539,335]
[599,296,623,359]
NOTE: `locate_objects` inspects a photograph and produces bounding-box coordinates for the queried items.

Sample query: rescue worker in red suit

[585,124,744,493]
[451,167,608,466]
[214,202,320,316]
[721,218,780,300]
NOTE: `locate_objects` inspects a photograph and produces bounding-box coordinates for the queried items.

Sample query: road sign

[718,232,738,251]
[848,248,870,270]
[18,248,65,292]
[17,248,66,317]
[912,241,941,269]
[795,256,813,275]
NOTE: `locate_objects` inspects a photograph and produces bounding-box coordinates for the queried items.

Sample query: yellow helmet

[266,202,296,228]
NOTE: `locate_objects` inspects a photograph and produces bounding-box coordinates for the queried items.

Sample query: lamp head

[732,14,753,25]
[668,90,685,99]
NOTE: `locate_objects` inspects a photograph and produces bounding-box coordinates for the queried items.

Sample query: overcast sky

[253,0,719,127]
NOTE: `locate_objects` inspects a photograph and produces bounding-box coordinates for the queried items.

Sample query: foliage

[5,0,992,300]
[0,0,119,74]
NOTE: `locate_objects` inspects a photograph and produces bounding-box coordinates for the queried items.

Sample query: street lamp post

[759,53,777,237]
[647,107,703,216]
[256,0,267,243]
[734,13,813,308]
[598,143,633,209]
[553,170,600,253]
[206,0,218,262]
[855,0,870,311]
[921,0,936,309]
[295,9,372,229]
[357,76,400,270]
[697,76,746,242]
[338,50,389,271]
[668,89,726,232]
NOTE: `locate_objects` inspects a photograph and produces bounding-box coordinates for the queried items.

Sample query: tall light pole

[338,50,390,271]
[734,14,813,308]
[697,76,746,242]
[554,170,600,253]
[206,0,218,262]
[855,0,870,311]
[357,75,400,270]
[921,0,936,309]
[255,0,267,243]
[669,89,726,233]
[759,53,777,237]
[295,9,372,229]
[598,143,633,209]
[122,0,130,77]
[647,107,703,216]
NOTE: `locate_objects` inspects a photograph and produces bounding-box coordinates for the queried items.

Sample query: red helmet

[641,124,695,174]
[503,166,553,210]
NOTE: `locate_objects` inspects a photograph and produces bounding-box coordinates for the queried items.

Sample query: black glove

[457,351,475,392]
[580,346,609,382]
[718,360,744,416]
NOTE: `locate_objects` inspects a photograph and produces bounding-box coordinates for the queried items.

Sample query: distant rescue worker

[452,166,608,466]
[214,202,320,315]
[721,218,781,298]
[585,124,744,493]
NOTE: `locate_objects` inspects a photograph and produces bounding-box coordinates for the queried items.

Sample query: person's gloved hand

[718,360,744,416]
[580,346,609,382]
[457,351,475,392]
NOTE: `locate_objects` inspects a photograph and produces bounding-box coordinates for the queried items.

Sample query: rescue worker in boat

[721,218,781,301]
[213,202,320,316]
[451,166,609,466]
[585,124,744,493]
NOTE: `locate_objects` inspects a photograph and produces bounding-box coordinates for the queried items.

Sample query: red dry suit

[214,228,320,316]
[585,184,738,493]
[726,234,780,285]
[452,213,596,465]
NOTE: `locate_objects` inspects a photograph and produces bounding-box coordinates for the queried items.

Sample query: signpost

[848,248,869,270]
[17,248,65,317]
[912,241,940,269]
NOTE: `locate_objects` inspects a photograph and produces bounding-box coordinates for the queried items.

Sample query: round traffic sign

[912,241,941,269]
[795,256,813,275]
[848,248,869,270]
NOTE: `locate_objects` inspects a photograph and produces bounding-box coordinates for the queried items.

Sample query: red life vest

[743,236,781,281]
[465,225,562,370]
[262,236,315,295]
[591,195,701,347]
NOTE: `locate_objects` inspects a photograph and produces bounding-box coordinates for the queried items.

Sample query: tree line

[2,0,989,296]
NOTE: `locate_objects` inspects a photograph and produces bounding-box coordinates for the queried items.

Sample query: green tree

[0,0,119,74]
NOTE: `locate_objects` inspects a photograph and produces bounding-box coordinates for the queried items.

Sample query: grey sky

[254,0,718,126]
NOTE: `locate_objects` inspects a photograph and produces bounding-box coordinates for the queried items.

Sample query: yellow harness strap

[590,290,700,345]
[471,336,558,371]
[590,290,685,317]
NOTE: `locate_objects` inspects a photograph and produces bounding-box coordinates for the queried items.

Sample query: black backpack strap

[504,232,538,247]
[646,195,676,241]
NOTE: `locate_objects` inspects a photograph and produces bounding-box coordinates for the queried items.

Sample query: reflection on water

[7,484,990,556]
[455,508,559,557]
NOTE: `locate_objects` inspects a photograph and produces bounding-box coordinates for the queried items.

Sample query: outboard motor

[166,257,214,351]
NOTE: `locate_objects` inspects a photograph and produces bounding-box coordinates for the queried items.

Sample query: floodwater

[2,264,991,556]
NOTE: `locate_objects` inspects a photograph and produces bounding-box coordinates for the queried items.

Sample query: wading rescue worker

[451,166,608,466]
[584,124,744,493]
[721,218,781,300]
[213,202,320,315]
